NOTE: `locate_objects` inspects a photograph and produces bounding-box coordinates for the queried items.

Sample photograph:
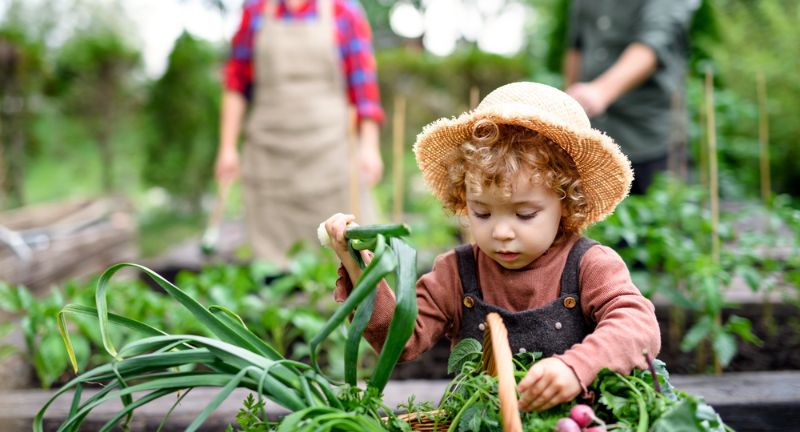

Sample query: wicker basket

[400,312,522,432]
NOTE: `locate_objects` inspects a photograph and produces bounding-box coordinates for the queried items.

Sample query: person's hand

[358,141,383,187]
[215,147,240,184]
[517,357,582,412]
[565,82,610,118]
[323,213,358,261]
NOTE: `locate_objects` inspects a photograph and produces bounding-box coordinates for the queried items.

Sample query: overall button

[518,347,527,354]
[478,323,486,331]
[463,296,475,308]
[555,322,563,330]
[563,296,577,309]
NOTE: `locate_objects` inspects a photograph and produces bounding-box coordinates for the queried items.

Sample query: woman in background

[215,0,384,267]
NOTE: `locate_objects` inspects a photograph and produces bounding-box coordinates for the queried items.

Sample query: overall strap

[454,244,482,298]
[559,237,598,296]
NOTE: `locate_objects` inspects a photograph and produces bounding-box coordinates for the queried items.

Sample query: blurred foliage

[587,175,799,371]
[0,28,45,207]
[50,24,141,192]
[143,32,221,211]
[712,0,800,196]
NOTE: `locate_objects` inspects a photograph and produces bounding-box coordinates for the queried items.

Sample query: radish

[585,427,607,432]
[569,404,596,428]
[555,417,581,432]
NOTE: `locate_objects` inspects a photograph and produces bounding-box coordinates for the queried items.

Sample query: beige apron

[242,0,373,266]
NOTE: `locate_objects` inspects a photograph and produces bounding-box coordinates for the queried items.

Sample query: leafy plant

[586,175,800,370]
[143,31,221,211]
[435,339,729,431]
[37,223,419,431]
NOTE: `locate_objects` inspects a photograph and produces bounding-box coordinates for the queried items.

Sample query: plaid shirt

[224,0,384,124]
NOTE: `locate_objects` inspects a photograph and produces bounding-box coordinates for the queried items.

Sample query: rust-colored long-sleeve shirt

[334,235,661,389]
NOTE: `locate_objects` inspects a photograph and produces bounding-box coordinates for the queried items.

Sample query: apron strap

[455,244,482,299]
[558,237,598,296]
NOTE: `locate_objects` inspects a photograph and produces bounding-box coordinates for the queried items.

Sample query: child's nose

[492,222,514,240]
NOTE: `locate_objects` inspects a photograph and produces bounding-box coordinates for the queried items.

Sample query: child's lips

[496,252,520,261]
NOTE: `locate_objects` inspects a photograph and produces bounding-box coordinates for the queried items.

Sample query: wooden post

[704,68,722,375]
[469,86,480,109]
[392,96,406,223]
[698,82,708,197]
[756,72,771,204]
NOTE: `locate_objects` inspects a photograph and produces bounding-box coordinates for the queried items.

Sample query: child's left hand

[517,357,582,412]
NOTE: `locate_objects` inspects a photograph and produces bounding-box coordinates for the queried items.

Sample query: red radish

[585,428,607,432]
[569,404,595,428]
[555,417,581,432]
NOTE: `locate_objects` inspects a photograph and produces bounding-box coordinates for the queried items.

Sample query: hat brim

[414,102,633,228]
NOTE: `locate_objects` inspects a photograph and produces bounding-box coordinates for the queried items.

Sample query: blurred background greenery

[1,0,798,257]
[1,0,799,383]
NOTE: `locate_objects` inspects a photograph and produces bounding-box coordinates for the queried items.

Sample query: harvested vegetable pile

[406,338,732,432]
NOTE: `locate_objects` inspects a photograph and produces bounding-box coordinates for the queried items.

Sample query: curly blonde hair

[443,119,589,238]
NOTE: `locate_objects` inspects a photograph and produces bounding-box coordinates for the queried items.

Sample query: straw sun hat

[413,81,633,228]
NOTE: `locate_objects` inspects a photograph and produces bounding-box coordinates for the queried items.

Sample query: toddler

[323,82,660,412]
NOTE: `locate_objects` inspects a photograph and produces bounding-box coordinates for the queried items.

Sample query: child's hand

[517,357,581,412]
[323,213,357,259]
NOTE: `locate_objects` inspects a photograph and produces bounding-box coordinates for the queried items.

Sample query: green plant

[437,339,729,431]
[585,175,800,370]
[143,31,221,211]
[37,223,419,431]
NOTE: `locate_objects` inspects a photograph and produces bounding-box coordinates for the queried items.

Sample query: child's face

[466,172,562,270]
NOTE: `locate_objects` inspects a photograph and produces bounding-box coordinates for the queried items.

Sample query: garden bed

[2,373,798,431]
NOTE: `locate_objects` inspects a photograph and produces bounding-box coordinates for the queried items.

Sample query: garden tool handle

[201,180,233,256]
[209,179,232,229]
[482,313,523,432]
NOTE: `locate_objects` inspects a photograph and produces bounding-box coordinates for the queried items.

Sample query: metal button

[597,15,611,31]
[519,347,527,353]
[478,323,485,331]
[463,296,475,308]
[555,322,563,330]
[563,296,577,309]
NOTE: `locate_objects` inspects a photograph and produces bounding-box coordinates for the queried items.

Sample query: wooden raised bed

[0,197,137,294]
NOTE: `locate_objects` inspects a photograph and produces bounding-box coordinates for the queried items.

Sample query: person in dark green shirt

[564,0,696,194]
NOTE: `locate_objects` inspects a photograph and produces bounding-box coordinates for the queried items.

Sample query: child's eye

[517,212,538,220]
[471,211,490,219]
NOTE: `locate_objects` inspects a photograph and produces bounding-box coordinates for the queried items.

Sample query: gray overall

[456,237,598,356]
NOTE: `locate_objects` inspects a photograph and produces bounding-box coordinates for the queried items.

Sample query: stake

[392,96,406,223]
[756,72,771,204]
[469,86,480,109]
[704,67,722,375]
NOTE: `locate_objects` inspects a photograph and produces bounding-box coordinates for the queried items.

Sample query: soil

[389,302,800,380]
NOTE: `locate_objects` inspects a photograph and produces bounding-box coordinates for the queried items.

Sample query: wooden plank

[0,197,137,293]
[2,372,798,431]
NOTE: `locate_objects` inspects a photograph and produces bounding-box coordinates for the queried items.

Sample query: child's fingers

[529,385,568,412]
[517,362,542,392]
[325,213,356,244]
[518,365,548,412]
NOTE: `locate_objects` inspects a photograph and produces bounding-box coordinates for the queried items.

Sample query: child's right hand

[323,213,368,287]
[323,213,357,260]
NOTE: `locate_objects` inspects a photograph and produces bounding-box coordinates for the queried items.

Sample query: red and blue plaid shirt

[224,0,384,124]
